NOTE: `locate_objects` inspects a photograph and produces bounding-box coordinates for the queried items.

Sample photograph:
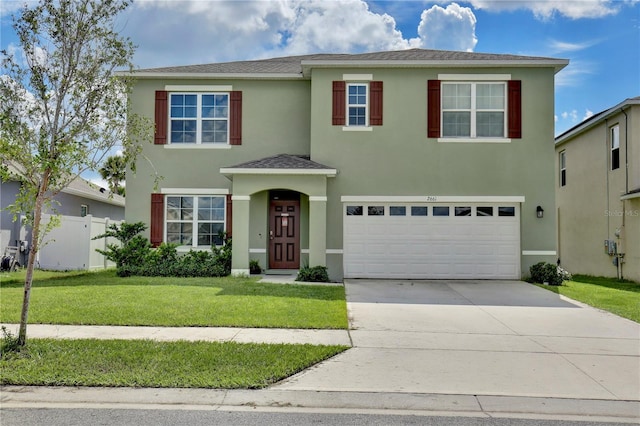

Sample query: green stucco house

[124,48,568,280]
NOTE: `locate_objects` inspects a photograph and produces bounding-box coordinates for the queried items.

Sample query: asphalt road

[1,408,636,426]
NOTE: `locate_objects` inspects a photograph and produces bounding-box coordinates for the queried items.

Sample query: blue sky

[1,0,639,185]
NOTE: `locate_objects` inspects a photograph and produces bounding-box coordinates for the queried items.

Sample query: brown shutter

[154,91,168,145]
[508,80,522,139]
[230,91,242,145]
[427,80,441,138]
[150,193,164,247]
[332,81,346,125]
[369,81,383,126]
[225,194,232,238]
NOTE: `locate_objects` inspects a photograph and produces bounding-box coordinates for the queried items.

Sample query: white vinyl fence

[38,214,122,271]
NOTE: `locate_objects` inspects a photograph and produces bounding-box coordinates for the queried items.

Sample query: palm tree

[99,155,126,196]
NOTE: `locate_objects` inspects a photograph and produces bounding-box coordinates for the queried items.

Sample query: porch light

[536,206,544,218]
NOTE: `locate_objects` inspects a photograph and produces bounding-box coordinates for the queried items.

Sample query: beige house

[555,97,640,282]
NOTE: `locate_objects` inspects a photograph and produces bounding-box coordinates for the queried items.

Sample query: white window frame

[164,195,226,248]
[440,81,507,141]
[611,125,620,170]
[346,82,369,128]
[559,150,567,187]
[168,92,229,145]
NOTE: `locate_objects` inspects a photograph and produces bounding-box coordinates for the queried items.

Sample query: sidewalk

[0,323,351,346]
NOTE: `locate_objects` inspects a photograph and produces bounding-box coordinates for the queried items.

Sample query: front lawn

[0,339,347,388]
[536,275,640,323]
[0,270,348,329]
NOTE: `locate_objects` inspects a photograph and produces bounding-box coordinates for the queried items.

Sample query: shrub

[93,222,151,274]
[530,262,572,286]
[1,326,20,359]
[296,265,330,283]
[249,259,262,275]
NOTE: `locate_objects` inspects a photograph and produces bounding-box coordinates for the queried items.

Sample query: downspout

[620,108,628,280]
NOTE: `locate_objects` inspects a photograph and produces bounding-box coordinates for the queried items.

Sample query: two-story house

[124,49,568,281]
[555,97,640,282]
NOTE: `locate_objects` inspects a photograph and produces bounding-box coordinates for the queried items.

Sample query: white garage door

[343,203,520,279]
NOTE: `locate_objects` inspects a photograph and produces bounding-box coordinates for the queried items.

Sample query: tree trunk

[17,183,47,347]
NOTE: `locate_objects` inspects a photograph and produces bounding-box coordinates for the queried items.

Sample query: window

[411,206,428,216]
[433,206,450,216]
[559,150,566,187]
[166,196,225,246]
[442,82,505,138]
[169,93,229,144]
[611,125,620,170]
[477,206,493,216]
[368,206,384,216]
[80,205,88,217]
[390,206,406,216]
[455,206,472,216]
[498,207,515,217]
[346,206,363,216]
[347,84,367,126]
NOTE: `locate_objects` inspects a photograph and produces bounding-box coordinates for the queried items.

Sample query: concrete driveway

[275,280,640,402]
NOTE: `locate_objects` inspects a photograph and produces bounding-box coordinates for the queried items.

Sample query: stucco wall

[556,106,639,282]
[310,67,558,277]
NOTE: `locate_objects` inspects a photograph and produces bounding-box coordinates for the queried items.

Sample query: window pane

[347,206,363,216]
[476,84,504,109]
[443,112,471,137]
[348,107,366,126]
[170,94,197,118]
[433,206,450,216]
[442,84,471,109]
[390,206,406,216]
[477,112,504,137]
[411,206,428,216]
[498,207,515,217]
[477,206,493,216]
[455,207,471,216]
[368,206,384,216]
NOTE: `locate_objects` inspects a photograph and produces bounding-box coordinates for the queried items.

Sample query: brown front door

[269,199,300,269]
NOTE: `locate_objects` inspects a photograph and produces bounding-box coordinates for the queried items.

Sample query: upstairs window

[170,93,229,144]
[611,125,620,170]
[347,83,367,126]
[442,82,506,138]
[559,150,567,187]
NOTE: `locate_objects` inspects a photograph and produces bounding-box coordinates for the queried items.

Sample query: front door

[269,199,300,269]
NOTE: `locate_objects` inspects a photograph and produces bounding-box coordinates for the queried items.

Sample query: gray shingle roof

[225,154,332,170]
[134,48,568,76]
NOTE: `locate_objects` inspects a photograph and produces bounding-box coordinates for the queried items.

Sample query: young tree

[99,154,126,196]
[0,0,151,346]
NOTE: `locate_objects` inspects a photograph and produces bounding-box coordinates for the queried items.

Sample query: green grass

[536,275,640,322]
[0,338,348,388]
[0,270,348,329]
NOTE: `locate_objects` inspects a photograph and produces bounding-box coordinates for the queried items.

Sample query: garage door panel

[344,202,521,279]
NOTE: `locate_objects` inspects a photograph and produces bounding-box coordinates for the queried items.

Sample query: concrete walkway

[2,279,639,422]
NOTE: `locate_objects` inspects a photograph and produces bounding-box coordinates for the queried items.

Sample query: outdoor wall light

[536,206,544,218]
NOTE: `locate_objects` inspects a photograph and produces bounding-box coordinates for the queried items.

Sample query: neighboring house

[555,97,640,282]
[124,48,568,281]
[1,166,125,267]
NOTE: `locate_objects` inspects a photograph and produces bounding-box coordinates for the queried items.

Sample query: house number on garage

[426,196,438,202]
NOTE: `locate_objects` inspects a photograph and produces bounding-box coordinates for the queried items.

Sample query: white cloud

[583,109,595,120]
[416,3,478,51]
[122,0,480,68]
[548,38,600,53]
[467,0,622,20]
[555,60,595,87]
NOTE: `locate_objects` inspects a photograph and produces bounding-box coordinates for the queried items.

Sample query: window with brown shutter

[150,193,164,247]
[230,91,242,145]
[154,91,168,145]
[369,81,383,126]
[332,81,346,125]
